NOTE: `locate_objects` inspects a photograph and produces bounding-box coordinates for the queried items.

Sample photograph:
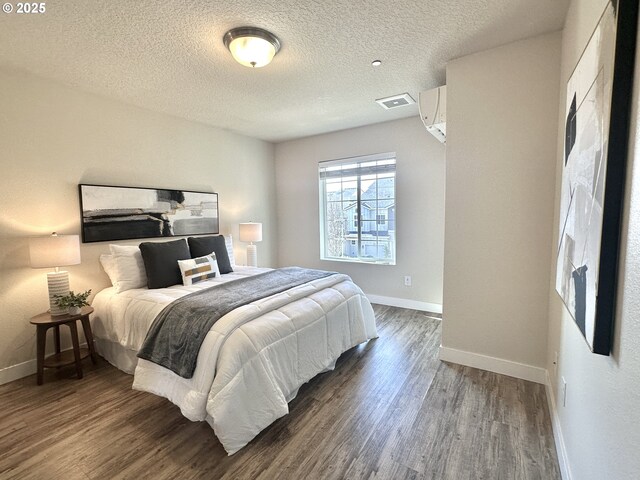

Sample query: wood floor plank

[0,305,560,480]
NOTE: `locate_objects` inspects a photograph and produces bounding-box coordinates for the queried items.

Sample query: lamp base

[246,244,258,267]
[47,271,70,316]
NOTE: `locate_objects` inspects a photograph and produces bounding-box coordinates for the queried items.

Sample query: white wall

[442,32,561,378]
[275,117,445,310]
[546,1,640,478]
[0,68,277,382]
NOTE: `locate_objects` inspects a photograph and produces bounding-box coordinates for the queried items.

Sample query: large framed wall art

[555,0,638,355]
[79,184,219,243]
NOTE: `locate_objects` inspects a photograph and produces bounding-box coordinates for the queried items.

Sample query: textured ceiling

[0,0,569,142]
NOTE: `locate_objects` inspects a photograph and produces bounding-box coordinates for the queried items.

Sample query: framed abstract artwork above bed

[79,184,219,243]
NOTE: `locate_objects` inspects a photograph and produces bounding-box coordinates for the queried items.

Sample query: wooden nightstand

[30,306,98,385]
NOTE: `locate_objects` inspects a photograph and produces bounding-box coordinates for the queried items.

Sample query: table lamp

[239,222,262,267]
[29,233,81,316]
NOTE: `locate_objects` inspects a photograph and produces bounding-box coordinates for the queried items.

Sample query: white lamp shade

[239,223,263,243]
[29,234,81,268]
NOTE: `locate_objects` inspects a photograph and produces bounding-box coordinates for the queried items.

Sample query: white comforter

[91,267,377,454]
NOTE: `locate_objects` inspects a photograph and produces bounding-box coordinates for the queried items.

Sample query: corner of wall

[439,346,547,384]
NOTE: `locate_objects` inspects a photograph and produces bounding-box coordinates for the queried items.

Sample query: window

[319,152,396,264]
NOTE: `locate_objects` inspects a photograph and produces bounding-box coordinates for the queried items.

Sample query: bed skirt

[95,337,139,374]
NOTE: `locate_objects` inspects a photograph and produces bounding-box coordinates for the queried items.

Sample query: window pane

[319,153,396,264]
[325,178,342,194]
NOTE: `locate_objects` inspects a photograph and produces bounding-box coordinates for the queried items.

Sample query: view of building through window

[319,153,396,264]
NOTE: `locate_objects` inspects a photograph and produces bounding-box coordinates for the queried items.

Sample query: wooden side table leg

[80,315,98,364]
[68,321,83,380]
[53,325,61,354]
[36,325,46,386]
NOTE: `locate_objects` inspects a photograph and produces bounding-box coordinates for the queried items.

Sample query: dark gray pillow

[188,235,233,274]
[139,239,191,289]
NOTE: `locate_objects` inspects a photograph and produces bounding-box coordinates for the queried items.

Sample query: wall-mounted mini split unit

[375,93,415,110]
[419,86,446,144]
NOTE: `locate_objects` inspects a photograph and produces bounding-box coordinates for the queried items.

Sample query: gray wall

[0,69,277,381]
[275,116,445,310]
[546,1,640,478]
[442,32,562,372]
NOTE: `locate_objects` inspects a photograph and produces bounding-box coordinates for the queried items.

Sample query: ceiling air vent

[375,93,415,110]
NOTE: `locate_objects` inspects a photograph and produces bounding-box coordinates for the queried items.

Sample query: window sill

[320,257,396,266]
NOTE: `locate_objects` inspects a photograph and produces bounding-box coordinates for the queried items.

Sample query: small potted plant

[53,289,92,315]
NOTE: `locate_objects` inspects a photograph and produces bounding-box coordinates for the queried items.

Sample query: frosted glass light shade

[224,27,281,68]
[239,223,263,243]
[29,234,81,268]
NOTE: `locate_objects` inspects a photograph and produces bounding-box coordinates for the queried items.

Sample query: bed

[90,238,377,455]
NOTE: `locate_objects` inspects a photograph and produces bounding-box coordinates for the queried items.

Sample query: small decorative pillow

[178,253,220,286]
[109,244,147,293]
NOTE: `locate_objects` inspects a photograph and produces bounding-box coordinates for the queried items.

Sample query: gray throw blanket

[137,267,335,378]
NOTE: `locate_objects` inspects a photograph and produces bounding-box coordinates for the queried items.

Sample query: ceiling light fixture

[371,60,382,67]
[223,27,281,68]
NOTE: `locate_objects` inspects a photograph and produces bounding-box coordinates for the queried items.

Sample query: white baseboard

[0,343,89,386]
[438,345,546,384]
[545,370,572,480]
[0,358,37,385]
[366,294,442,314]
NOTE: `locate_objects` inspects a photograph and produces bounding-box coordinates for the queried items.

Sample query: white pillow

[225,235,236,268]
[178,253,220,286]
[99,254,118,286]
[109,244,147,293]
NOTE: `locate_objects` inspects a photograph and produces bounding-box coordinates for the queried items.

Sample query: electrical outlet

[404,275,412,287]
[561,376,568,407]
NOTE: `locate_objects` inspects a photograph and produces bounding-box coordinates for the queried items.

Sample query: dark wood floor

[0,306,560,480]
